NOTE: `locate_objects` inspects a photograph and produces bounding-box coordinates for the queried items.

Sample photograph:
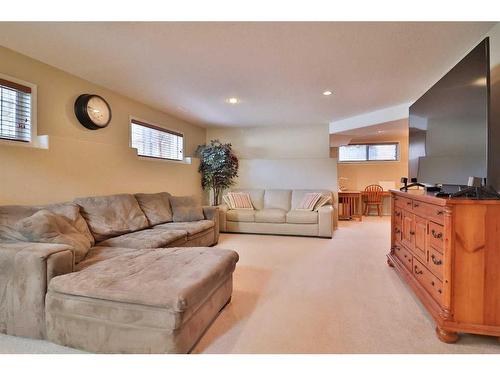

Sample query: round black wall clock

[74,94,112,130]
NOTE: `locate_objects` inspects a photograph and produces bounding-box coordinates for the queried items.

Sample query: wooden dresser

[387,190,500,343]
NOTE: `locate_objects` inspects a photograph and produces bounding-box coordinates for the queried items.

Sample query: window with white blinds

[339,143,398,162]
[0,78,32,142]
[130,119,184,161]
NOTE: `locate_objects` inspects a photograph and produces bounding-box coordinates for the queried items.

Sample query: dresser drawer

[395,196,413,210]
[412,201,445,225]
[429,221,445,253]
[394,243,412,272]
[413,258,443,305]
[428,247,444,281]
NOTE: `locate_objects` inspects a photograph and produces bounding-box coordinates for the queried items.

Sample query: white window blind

[339,143,398,162]
[131,119,183,161]
[0,79,32,142]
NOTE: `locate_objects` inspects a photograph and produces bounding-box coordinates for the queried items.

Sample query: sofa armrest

[318,205,335,238]
[202,206,220,244]
[0,242,74,339]
[216,204,228,232]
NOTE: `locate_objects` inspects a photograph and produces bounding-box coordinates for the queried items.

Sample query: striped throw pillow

[314,194,332,211]
[222,195,233,209]
[227,192,254,210]
[297,192,322,211]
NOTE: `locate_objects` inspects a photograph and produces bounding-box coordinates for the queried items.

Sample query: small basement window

[0,78,32,142]
[130,118,184,161]
[339,143,398,162]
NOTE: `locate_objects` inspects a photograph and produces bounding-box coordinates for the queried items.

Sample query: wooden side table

[338,191,363,221]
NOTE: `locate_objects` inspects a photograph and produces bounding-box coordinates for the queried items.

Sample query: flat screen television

[408,38,495,192]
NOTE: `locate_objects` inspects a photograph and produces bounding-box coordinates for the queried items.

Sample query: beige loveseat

[219,189,337,238]
[0,192,238,354]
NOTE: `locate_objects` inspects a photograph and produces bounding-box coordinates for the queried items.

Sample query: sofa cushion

[76,246,141,271]
[264,190,292,211]
[154,220,214,237]
[226,209,255,222]
[97,228,187,249]
[74,194,149,242]
[291,190,333,210]
[0,203,94,247]
[169,196,204,222]
[254,208,286,223]
[286,210,319,224]
[15,210,92,263]
[227,192,254,210]
[134,192,173,225]
[230,189,265,210]
[49,247,239,317]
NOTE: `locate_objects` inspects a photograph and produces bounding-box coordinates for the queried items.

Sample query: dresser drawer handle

[395,212,401,217]
[431,281,435,286]
[414,265,423,275]
[438,289,442,294]
[431,254,442,265]
[431,229,443,239]
[410,231,415,236]
[406,201,412,206]
[413,203,420,208]
[436,210,444,215]
[395,228,401,234]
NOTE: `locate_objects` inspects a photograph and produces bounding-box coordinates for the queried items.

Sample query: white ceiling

[0,22,495,128]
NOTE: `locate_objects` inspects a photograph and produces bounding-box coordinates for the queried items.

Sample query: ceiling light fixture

[226,97,240,104]
[323,90,333,96]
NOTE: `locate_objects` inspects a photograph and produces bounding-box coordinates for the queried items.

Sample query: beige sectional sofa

[219,189,337,238]
[0,192,238,353]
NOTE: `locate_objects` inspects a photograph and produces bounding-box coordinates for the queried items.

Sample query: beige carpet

[1,217,499,353]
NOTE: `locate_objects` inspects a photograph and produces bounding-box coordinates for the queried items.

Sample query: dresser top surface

[390,189,500,206]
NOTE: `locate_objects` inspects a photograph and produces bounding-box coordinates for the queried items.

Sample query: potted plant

[196,139,239,206]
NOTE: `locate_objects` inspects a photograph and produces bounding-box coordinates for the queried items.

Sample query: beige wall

[0,46,206,205]
[206,125,338,194]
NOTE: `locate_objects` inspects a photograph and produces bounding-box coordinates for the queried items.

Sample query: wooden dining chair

[363,184,384,216]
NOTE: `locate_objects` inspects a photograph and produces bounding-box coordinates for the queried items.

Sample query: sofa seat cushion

[74,194,149,242]
[254,208,286,223]
[286,210,319,224]
[154,220,214,237]
[96,228,187,249]
[226,209,255,222]
[48,247,239,321]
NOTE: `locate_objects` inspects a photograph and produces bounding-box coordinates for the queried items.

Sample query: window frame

[0,73,38,147]
[338,142,399,163]
[129,117,185,162]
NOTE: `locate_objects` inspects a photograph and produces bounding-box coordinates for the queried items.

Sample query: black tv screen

[409,38,490,188]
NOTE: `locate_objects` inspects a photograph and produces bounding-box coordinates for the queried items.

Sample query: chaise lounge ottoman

[45,247,239,353]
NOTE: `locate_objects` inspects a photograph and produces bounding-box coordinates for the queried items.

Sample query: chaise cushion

[48,247,239,324]
[226,209,255,222]
[169,196,205,222]
[15,210,92,263]
[254,208,286,223]
[74,194,149,242]
[286,210,319,224]
[96,228,187,249]
[154,220,214,237]
[134,192,173,226]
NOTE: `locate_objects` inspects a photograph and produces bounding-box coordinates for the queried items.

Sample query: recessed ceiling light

[323,90,333,96]
[226,97,240,104]
[377,130,384,134]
